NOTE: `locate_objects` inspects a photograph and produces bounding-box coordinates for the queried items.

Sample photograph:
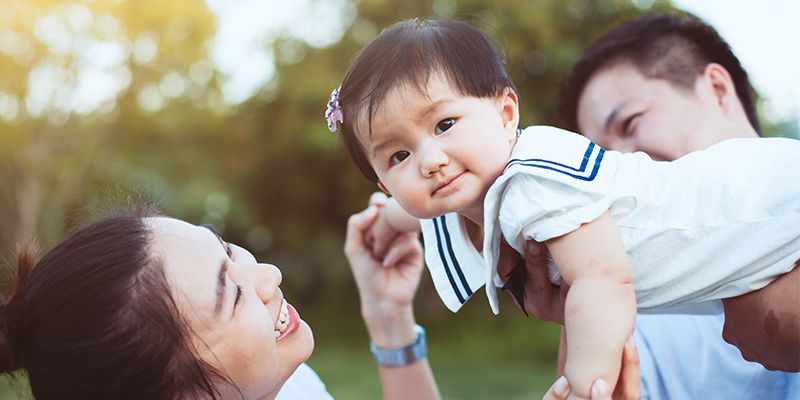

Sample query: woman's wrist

[370,324,427,366]
[362,304,417,348]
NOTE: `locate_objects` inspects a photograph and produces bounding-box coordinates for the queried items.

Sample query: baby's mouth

[433,171,466,194]
[274,299,290,338]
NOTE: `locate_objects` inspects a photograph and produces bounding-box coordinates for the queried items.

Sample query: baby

[326,18,800,399]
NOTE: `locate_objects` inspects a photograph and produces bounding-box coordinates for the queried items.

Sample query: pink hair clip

[325,86,343,133]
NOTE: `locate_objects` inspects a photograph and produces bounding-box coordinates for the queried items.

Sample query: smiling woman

[152,218,314,399]
[0,200,440,400]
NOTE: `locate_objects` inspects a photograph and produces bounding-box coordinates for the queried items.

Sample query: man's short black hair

[558,13,761,135]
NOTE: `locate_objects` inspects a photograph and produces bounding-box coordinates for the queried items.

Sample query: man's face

[577,61,735,161]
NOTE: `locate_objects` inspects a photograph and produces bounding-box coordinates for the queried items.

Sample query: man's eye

[621,115,639,137]
[390,151,410,165]
[435,118,455,134]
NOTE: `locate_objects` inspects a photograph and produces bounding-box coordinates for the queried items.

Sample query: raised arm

[344,202,440,400]
[545,210,636,400]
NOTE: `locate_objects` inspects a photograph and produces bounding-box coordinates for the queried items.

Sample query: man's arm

[722,265,800,372]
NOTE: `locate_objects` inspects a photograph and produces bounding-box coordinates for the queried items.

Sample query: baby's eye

[390,151,410,165]
[435,118,455,134]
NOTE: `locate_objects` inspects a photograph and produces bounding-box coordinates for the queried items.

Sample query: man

[552,13,799,398]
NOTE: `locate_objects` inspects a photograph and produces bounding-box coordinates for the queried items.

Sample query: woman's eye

[390,151,410,165]
[435,118,455,134]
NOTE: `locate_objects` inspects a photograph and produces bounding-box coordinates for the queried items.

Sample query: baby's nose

[421,148,449,176]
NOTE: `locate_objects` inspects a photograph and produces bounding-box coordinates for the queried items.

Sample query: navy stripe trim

[504,143,605,181]
[433,217,465,304]
[440,216,473,297]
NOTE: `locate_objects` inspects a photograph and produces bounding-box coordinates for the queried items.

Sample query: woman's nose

[254,264,282,303]
[230,262,282,303]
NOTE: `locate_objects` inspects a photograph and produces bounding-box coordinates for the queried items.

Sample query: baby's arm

[368,196,421,259]
[545,210,636,400]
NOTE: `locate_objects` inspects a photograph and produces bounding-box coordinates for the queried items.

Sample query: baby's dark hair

[558,13,760,135]
[338,18,519,183]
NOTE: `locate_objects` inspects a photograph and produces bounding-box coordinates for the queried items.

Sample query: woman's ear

[498,90,520,141]
[377,181,391,196]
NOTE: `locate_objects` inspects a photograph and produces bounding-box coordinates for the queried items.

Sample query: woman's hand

[344,193,425,348]
[544,332,641,400]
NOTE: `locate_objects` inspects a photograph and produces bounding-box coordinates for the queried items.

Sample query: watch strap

[370,324,427,366]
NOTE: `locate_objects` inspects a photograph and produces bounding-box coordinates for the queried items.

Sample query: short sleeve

[493,126,620,252]
[482,126,624,313]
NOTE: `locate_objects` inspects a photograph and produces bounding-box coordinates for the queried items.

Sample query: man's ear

[700,63,741,118]
[498,89,520,141]
[377,181,391,196]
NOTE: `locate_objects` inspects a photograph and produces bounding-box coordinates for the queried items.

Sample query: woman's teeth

[274,299,290,338]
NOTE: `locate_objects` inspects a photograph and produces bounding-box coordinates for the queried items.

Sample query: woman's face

[147,217,313,400]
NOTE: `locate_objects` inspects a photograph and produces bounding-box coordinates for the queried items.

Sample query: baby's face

[357,72,518,222]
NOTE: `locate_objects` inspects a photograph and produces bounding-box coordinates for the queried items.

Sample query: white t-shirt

[421,126,800,314]
[276,363,335,400]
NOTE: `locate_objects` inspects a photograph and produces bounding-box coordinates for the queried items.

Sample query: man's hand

[544,332,641,400]
[721,266,800,372]
[496,239,569,323]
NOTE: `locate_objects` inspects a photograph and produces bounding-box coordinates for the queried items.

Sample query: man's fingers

[617,332,641,400]
[590,379,612,400]
[542,376,571,400]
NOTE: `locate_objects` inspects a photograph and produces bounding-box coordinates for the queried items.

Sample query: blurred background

[0,0,797,398]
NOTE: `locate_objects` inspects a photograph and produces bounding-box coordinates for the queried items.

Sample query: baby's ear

[498,90,520,138]
[377,181,391,196]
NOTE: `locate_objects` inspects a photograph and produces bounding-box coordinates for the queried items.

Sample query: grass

[308,344,557,400]
[306,287,563,399]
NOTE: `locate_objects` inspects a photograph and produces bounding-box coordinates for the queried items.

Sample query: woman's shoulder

[275,363,335,400]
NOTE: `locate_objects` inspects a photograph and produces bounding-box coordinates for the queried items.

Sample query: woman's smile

[275,300,300,342]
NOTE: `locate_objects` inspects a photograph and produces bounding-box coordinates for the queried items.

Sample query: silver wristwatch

[370,324,427,366]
